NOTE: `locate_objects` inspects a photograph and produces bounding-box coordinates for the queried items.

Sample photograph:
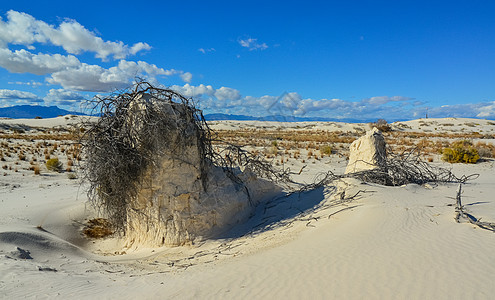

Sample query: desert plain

[1,116,495,299]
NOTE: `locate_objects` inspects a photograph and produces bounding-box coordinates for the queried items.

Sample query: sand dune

[1,117,495,299]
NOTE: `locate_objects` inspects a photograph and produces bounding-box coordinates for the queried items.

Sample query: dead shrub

[82,81,291,234]
[475,142,495,158]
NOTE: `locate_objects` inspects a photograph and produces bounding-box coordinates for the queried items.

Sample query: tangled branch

[345,148,477,186]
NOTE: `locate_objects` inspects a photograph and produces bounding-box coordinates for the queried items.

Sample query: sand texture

[1,117,495,299]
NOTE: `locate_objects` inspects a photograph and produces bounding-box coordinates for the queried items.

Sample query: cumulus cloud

[0,89,38,100]
[214,86,241,101]
[48,60,189,92]
[43,88,87,108]
[170,84,215,98]
[0,89,42,107]
[180,72,192,83]
[169,83,428,119]
[424,102,495,119]
[0,48,80,75]
[0,10,150,60]
[129,42,152,55]
[476,101,495,118]
[0,10,192,104]
[238,38,268,51]
[168,83,495,120]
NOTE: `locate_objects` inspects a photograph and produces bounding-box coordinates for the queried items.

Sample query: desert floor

[1,116,495,299]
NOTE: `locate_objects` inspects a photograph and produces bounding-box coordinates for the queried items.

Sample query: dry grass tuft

[82,218,113,239]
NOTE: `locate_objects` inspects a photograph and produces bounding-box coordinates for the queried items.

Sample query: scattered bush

[475,142,495,158]
[442,140,480,164]
[46,158,63,172]
[33,165,40,175]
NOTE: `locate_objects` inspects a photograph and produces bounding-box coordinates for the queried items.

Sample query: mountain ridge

[0,105,85,119]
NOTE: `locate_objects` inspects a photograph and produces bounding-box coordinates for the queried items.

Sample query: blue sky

[1,1,495,120]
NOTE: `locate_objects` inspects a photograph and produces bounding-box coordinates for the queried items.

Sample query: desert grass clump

[442,140,480,164]
[82,218,113,239]
[46,157,63,172]
[18,153,26,161]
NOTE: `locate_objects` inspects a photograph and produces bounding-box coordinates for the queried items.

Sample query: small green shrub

[442,140,480,164]
[46,158,63,172]
[320,145,332,155]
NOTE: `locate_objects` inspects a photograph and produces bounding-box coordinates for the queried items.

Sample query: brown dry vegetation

[212,127,495,162]
[82,218,113,239]
[0,126,84,176]
[0,120,493,179]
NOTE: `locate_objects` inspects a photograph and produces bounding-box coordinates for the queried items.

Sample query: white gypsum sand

[1,116,495,299]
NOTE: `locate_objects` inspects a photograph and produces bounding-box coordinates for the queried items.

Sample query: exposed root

[454,184,495,232]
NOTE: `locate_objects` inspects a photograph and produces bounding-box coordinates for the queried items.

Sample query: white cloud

[130,42,152,55]
[162,83,495,120]
[0,10,150,60]
[477,101,495,118]
[238,38,268,51]
[363,96,413,105]
[0,89,42,107]
[180,72,192,83]
[0,10,192,100]
[43,88,87,108]
[0,89,38,100]
[170,83,215,98]
[0,48,80,75]
[8,80,43,87]
[47,60,189,92]
[425,102,495,119]
[214,86,241,101]
[48,63,125,92]
[198,48,215,54]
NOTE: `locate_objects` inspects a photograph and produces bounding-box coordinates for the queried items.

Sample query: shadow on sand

[218,185,337,240]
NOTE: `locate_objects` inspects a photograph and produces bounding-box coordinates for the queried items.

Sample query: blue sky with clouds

[1,1,495,120]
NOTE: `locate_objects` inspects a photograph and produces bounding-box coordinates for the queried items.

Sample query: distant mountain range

[0,105,85,119]
[0,105,379,123]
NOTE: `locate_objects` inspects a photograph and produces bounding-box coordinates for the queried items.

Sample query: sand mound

[0,230,85,259]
